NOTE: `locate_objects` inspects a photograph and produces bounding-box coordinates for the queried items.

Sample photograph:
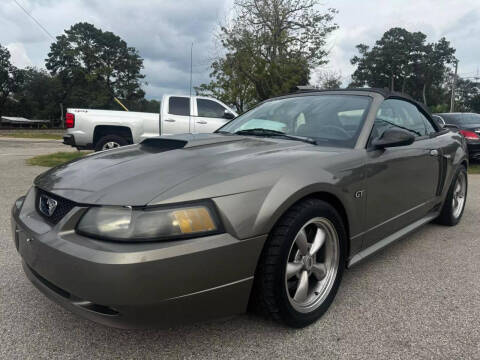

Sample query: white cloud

[2,0,480,97]
[321,0,480,84]
[6,42,33,68]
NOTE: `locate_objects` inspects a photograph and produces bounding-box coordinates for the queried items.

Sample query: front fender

[213,166,362,242]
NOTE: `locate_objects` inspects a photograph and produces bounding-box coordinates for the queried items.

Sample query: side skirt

[347,212,439,268]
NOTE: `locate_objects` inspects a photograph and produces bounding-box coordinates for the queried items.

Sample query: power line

[12,0,55,41]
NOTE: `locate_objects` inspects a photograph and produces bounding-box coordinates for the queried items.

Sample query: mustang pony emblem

[39,195,58,217]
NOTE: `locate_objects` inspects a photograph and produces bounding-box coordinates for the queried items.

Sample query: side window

[373,99,429,139]
[169,97,190,116]
[197,99,227,118]
[417,112,436,135]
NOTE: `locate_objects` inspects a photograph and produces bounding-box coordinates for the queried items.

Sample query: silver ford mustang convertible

[11,89,468,328]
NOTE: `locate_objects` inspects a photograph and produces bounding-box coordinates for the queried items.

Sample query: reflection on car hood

[34,133,344,206]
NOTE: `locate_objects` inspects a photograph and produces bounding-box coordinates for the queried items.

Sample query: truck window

[197,99,227,118]
[169,97,190,116]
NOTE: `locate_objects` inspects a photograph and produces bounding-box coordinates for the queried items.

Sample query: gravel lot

[1,138,479,359]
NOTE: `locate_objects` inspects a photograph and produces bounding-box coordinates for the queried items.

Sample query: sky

[2,0,480,100]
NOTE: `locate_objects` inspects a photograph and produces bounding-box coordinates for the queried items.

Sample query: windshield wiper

[234,128,317,145]
[376,119,422,137]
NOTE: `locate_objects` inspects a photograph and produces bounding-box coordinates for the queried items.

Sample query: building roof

[1,116,49,124]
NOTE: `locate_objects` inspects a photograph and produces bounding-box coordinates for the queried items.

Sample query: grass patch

[469,162,480,174]
[27,151,88,167]
[0,132,62,140]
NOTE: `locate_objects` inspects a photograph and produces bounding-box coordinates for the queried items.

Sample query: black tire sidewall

[443,166,468,225]
[95,135,128,152]
[273,200,346,327]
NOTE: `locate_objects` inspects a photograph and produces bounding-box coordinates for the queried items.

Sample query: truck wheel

[95,135,128,152]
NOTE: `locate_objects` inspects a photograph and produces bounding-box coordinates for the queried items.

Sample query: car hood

[34,133,345,206]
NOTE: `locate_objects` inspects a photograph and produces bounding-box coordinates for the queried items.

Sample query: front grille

[36,188,77,225]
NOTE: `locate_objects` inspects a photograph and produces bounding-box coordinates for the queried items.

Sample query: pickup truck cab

[63,95,237,151]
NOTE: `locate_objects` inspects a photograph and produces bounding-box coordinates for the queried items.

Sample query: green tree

[195,56,256,113]
[198,0,337,109]
[350,28,455,106]
[314,69,342,89]
[453,77,480,112]
[132,98,161,113]
[413,38,456,105]
[45,22,145,110]
[350,28,427,92]
[0,44,23,117]
[12,67,64,124]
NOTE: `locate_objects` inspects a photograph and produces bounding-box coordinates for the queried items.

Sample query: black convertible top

[293,86,431,115]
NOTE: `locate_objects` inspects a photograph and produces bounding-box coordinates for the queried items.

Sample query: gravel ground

[1,138,479,359]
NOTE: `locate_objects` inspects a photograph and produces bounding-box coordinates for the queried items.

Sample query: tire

[251,199,346,328]
[435,166,468,226]
[94,135,128,152]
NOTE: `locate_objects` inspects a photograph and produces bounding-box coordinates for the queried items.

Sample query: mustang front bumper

[11,190,265,328]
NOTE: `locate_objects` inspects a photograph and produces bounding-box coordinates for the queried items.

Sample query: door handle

[430,149,439,156]
[164,118,176,122]
[196,121,207,124]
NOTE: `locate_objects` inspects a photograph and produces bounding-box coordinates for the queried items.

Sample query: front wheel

[435,166,468,226]
[251,199,345,328]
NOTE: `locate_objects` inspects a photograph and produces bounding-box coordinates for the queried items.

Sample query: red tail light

[65,112,75,128]
[459,129,479,140]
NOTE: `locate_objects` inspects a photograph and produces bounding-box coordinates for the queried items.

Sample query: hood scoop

[140,137,188,151]
[140,133,246,150]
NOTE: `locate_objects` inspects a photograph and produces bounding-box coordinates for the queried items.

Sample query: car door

[193,98,232,133]
[162,96,192,134]
[363,99,440,248]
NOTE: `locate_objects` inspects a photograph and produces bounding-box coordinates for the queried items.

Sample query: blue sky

[2,0,480,99]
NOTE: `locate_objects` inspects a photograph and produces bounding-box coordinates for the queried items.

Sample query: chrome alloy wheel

[285,217,340,313]
[452,171,467,219]
[102,141,121,150]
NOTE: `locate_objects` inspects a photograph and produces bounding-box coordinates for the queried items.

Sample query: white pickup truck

[63,95,237,151]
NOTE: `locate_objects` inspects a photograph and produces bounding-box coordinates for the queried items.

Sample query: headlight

[76,202,221,242]
[14,196,26,211]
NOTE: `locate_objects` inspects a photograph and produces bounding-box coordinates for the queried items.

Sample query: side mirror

[372,128,415,149]
[223,110,235,120]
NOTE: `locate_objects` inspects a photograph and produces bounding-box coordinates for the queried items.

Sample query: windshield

[439,113,480,125]
[218,95,372,148]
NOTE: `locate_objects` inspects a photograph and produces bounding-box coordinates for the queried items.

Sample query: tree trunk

[422,83,427,105]
[401,78,406,93]
[389,72,396,92]
[60,102,64,129]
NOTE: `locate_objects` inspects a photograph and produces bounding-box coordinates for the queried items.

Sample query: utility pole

[450,59,459,112]
[189,42,193,98]
[188,42,193,133]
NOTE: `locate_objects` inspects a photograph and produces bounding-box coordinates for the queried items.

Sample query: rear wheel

[95,135,128,152]
[251,199,345,328]
[435,166,467,226]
